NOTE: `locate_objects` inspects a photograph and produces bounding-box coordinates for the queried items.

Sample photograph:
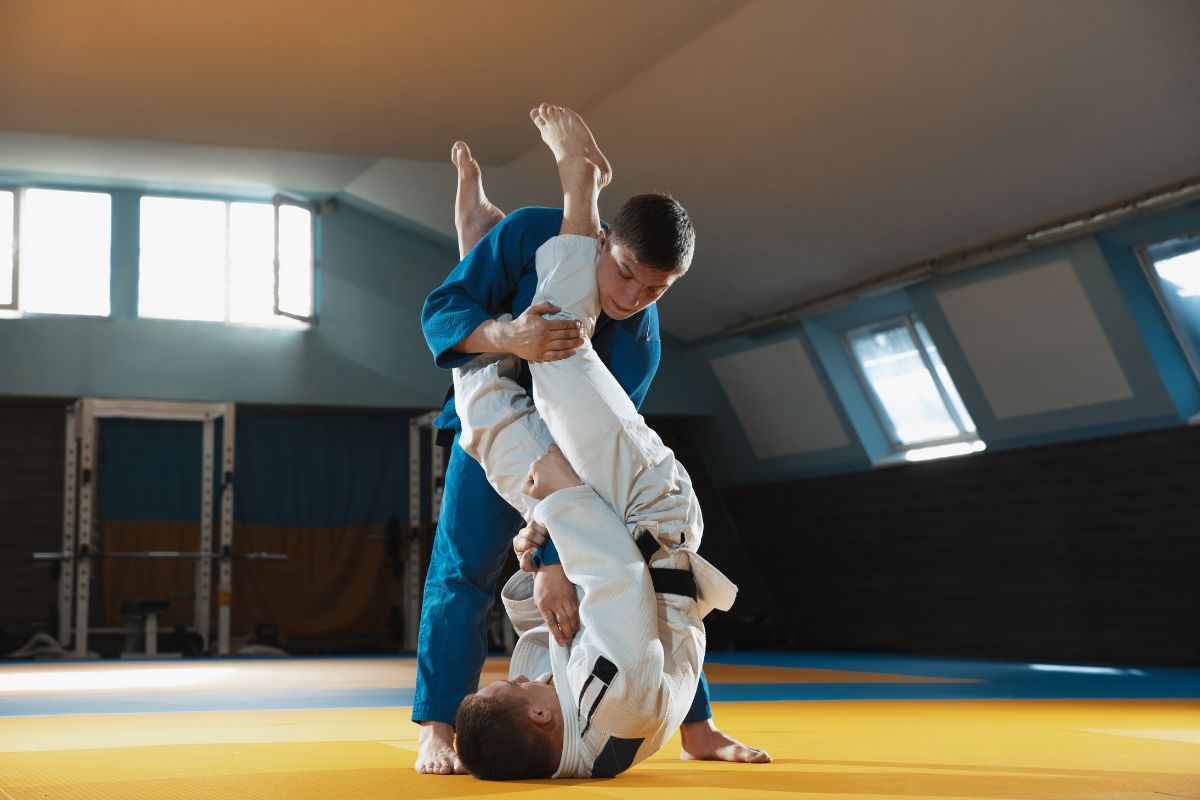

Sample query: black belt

[650,568,697,599]
[434,384,456,447]
[636,530,696,600]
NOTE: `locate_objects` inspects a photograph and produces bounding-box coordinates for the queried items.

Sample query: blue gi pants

[412,433,712,725]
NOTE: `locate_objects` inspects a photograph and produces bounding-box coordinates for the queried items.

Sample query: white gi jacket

[454,234,737,778]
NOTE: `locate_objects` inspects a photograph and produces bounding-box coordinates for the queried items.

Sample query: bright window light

[277,204,313,319]
[1142,234,1200,384]
[1151,248,1200,298]
[905,440,987,462]
[914,321,976,434]
[140,197,227,321]
[0,666,235,693]
[1029,664,1136,676]
[139,196,311,327]
[0,190,13,306]
[846,317,977,445]
[228,201,276,324]
[20,189,111,316]
[845,315,983,460]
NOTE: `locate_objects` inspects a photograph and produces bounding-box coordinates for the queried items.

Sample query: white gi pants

[453,235,703,554]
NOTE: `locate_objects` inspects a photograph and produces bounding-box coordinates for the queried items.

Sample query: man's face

[476,674,559,709]
[595,233,681,321]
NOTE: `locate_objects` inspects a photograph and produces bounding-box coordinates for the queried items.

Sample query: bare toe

[450,141,479,179]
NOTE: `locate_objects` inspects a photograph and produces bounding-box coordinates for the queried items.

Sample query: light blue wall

[678,202,1200,487]
[641,332,723,416]
[0,179,715,416]
[1092,205,1200,420]
[5,179,1197,483]
[687,329,869,488]
[907,236,1181,450]
[0,183,458,409]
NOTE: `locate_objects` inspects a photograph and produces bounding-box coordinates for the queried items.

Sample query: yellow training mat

[2,701,1199,798]
[1,655,1198,799]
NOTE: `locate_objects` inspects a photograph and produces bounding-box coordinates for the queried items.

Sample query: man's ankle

[558,155,601,187]
[418,719,454,732]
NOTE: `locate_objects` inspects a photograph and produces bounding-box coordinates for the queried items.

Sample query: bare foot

[679,719,772,764]
[451,141,505,259]
[529,104,612,188]
[414,720,467,775]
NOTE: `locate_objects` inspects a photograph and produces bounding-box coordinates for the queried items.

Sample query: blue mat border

[3,653,1198,717]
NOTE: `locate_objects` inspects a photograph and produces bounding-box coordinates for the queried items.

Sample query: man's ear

[596,228,608,249]
[527,703,554,728]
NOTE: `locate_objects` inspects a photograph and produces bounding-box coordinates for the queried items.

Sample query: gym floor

[1,653,1198,799]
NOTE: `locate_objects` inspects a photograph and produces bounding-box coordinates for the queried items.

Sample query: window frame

[272,193,317,324]
[0,186,17,312]
[137,192,317,327]
[2,185,114,318]
[841,313,980,454]
[1135,229,1200,387]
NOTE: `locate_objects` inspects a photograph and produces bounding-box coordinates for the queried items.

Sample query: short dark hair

[454,693,559,780]
[609,193,695,274]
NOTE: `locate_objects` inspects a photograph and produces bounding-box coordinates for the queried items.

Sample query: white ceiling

[2,0,1198,340]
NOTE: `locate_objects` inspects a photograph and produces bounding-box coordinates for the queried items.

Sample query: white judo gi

[453,235,737,779]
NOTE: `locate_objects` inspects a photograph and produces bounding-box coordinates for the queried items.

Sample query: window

[276,202,314,321]
[0,190,12,308]
[1,188,112,316]
[844,315,984,461]
[1139,233,1200,384]
[139,195,314,326]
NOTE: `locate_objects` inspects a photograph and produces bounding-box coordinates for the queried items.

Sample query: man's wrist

[486,318,511,353]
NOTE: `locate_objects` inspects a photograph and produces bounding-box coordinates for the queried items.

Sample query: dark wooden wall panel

[649,417,782,647]
[725,425,1200,666]
[0,398,67,638]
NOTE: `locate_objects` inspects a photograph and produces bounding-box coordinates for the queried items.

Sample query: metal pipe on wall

[724,176,1200,338]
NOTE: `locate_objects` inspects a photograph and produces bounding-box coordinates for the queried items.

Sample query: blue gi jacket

[421,206,663,564]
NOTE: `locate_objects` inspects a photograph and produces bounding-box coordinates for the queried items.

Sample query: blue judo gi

[415,206,713,725]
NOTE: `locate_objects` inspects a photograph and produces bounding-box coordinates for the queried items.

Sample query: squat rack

[405,410,444,652]
[41,398,237,656]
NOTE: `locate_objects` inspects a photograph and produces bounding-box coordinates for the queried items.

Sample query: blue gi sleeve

[421,207,554,370]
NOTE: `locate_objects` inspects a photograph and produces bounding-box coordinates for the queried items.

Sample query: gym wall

[0,398,65,648]
[0,195,453,408]
[0,399,428,652]
[690,202,1200,487]
[724,422,1200,667]
[0,178,732,652]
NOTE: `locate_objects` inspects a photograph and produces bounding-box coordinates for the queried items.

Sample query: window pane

[229,202,275,324]
[277,204,312,318]
[0,191,12,306]
[1153,247,1200,297]
[1145,236,1200,372]
[914,321,976,433]
[21,189,111,316]
[847,321,960,445]
[139,197,226,321]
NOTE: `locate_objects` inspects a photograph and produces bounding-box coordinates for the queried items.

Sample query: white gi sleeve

[453,352,555,521]
[530,235,602,337]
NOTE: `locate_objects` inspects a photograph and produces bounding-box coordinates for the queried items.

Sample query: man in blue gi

[415,104,769,774]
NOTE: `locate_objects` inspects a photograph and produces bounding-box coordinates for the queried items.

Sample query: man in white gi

[449,106,741,780]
